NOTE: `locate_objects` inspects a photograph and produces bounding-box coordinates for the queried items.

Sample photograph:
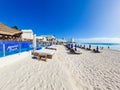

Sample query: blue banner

[20,41,33,52]
[4,41,20,56]
[0,40,42,57]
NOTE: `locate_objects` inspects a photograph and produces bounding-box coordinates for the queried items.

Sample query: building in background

[56,38,67,45]
[36,36,47,42]
[36,35,55,42]
[36,35,56,45]
[46,35,55,41]
[71,38,75,43]
[21,29,33,41]
[67,38,75,43]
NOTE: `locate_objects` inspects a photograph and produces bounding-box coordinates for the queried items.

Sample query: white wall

[36,36,47,41]
[21,30,33,39]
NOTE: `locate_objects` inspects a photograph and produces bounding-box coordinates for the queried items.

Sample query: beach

[0,45,120,90]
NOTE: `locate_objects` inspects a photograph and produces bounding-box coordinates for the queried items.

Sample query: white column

[33,34,36,51]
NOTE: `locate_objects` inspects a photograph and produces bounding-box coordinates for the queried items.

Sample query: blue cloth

[37,47,42,50]
[96,46,99,51]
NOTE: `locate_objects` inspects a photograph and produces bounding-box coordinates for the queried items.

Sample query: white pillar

[33,34,36,51]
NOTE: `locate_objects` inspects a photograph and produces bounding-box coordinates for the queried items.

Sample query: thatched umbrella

[0,23,22,39]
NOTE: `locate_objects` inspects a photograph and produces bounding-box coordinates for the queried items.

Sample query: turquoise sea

[78,43,120,51]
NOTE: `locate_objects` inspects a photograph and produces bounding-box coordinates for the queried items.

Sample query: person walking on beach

[96,46,99,52]
[89,44,91,49]
[84,45,85,49]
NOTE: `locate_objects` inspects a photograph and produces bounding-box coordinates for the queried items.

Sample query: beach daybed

[33,49,56,59]
[70,49,82,54]
[32,52,47,61]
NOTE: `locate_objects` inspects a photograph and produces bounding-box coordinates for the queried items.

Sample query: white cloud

[76,37,120,43]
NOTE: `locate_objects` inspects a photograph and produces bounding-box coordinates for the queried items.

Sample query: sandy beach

[0,45,120,90]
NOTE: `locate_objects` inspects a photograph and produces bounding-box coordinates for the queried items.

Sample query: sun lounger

[92,49,100,53]
[70,49,82,54]
[86,48,91,50]
[78,46,82,48]
[33,49,56,59]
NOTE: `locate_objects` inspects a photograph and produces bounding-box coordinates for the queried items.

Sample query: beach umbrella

[33,34,36,51]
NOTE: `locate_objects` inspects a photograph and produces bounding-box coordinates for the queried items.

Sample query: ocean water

[78,43,120,51]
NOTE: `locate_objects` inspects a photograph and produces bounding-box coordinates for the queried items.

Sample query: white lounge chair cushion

[35,49,56,55]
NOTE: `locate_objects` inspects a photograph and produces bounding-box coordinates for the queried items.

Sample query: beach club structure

[0,23,56,61]
[0,23,37,57]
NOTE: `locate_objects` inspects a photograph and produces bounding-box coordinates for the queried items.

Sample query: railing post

[3,44,5,57]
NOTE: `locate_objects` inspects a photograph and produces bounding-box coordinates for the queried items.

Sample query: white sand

[0,45,120,90]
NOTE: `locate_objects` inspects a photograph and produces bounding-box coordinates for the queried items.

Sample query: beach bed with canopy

[32,49,56,61]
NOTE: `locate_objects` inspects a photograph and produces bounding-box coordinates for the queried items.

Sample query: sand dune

[0,45,120,90]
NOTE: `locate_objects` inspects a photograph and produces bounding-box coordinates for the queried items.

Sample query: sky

[0,0,120,42]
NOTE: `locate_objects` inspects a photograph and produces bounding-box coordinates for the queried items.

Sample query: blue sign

[0,40,42,57]
[20,41,33,52]
[3,41,20,56]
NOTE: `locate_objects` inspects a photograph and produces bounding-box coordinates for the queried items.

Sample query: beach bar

[0,23,40,57]
[0,23,22,41]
